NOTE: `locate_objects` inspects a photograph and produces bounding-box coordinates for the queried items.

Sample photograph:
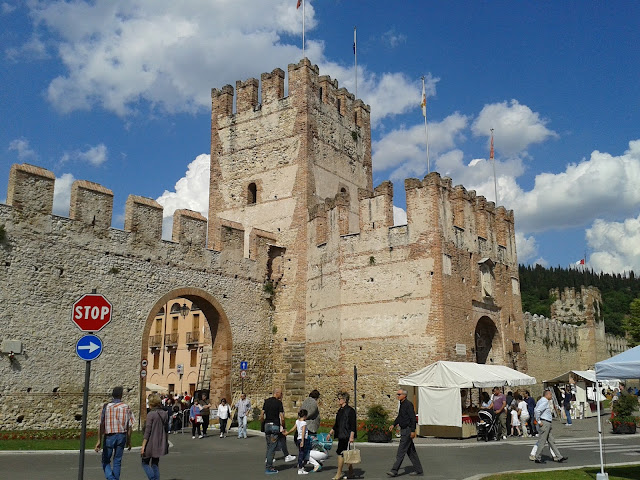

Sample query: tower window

[248,182,257,204]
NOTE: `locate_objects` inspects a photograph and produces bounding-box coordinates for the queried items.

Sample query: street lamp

[180,303,190,318]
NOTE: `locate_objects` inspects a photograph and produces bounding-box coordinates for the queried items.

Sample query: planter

[612,423,637,434]
[367,430,392,443]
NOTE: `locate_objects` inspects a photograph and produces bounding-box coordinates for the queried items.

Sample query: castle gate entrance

[475,316,500,364]
[140,287,232,414]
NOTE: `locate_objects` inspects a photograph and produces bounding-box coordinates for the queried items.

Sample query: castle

[0,59,624,429]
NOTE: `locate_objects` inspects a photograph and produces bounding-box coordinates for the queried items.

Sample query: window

[190,349,197,367]
[511,277,520,295]
[319,87,323,102]
[169,351,176,369]
[443,254,452,275]
[153,351,159,369]
[248,182,257,204]
[192,314,199,331]
[168,384,175,394]
[478,258,495,298]
[170,303,181,314]
[172,316,178,333]
[155,319,162,334]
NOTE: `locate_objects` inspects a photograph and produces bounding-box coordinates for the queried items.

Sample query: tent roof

[596,345,640,380]
[399,361,536,389]
[146,382,167,392]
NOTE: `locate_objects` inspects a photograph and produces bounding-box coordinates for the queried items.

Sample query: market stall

[543,370,617,419]
[399,361,536,438]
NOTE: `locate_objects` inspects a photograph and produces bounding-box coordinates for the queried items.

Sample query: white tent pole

[596,380,608,479]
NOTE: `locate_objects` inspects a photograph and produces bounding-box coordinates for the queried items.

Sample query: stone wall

[0,164,274,429]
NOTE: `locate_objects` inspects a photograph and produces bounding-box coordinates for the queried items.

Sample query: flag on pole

[353,28,356,54]
[297,0,302,9]
[490,132,494,160]
[575,259,585,265]
[421,82,427,117]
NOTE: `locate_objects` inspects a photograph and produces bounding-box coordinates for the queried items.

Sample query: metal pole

[596,381,608,479]
[354,26,357,99]
[353,365,358,419]
[78,360,91,480]
[302,0,305,58]
[422,76,430,174]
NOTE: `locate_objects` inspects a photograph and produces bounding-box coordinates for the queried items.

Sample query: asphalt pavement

[1,416,639,480]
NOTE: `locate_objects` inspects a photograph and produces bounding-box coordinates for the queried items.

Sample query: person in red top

[95,386,135,480]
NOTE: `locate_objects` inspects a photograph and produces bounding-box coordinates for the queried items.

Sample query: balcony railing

[149,335,162,349]
[186,331,200,345]
[164,332,178,347]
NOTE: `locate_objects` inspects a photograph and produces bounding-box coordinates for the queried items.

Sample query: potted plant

[364,404,392,443]
[610,393,639,434]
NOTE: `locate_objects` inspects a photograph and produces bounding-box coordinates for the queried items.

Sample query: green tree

[624,298,640,346]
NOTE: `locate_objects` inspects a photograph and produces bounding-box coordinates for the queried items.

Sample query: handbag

[196,414,203,424]
[342,443,361,464]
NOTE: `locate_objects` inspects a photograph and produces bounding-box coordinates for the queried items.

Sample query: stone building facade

[0,59,623,430]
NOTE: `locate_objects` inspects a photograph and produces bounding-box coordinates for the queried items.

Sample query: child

[510,406,521,437]
[288,408,311,475]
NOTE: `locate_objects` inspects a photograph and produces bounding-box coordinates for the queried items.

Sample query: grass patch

[247,418,368,442]
[0,429,143,451]
[481,465,640,480]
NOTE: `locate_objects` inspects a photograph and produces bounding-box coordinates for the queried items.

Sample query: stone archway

[475,316,500,364]
[140,287,232,416]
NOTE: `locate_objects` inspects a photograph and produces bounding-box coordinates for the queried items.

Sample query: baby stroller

[476,409,500,441]
[170,409,183,433]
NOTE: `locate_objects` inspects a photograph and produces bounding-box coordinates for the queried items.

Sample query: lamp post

[179,303,189,396]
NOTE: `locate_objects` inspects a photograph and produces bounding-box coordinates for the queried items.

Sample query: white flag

[421,82,427,117]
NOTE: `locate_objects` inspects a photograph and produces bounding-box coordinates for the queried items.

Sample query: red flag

[297,0,302,9]
[575,259,585,265]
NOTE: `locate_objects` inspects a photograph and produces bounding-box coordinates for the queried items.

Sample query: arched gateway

[140,288,232,414]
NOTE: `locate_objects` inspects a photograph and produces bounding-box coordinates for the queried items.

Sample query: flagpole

[422,76,430,174]
[302,0,305,58]
[354,26,357,98]
[490,128,498,204]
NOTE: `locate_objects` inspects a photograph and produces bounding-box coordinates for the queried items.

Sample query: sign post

[240,361,248,393]
[73,292,113,480]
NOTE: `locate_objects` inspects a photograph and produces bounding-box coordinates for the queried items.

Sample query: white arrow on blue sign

[76,334,103,361]
[240,361,248,370]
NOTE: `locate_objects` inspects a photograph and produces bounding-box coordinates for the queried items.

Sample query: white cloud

[533,257,549,267]
[372,112,468,180]
[586,214,640,274]
[393,206,407,226]
[8,137,37,160]
[472,100,558,156]
[53,173,75,216]
[156,153,210,239]
[515,231,539,263]
[382,29,407,48]
[2,2,16,14]
[5,34,48,61]
[61,143,108,166]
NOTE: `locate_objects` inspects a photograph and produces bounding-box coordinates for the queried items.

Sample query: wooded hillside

[518,265,640,336]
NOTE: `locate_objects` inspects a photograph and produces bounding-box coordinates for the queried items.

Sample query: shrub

[611,393,639,428]
[363,404,392,435]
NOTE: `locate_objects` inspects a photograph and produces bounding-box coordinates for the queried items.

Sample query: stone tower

[207,58,372,405]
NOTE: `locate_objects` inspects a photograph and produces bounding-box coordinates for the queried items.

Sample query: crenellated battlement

[524,313,579,350]
[1,164,274,272]
[550,286,602,326]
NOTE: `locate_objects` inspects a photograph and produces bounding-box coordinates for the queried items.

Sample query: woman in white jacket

[217,398,232,438]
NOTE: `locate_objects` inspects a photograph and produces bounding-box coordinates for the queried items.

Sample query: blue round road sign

[240,361,248,370]
[76,334,103,361]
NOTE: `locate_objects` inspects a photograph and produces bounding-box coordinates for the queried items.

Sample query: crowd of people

[96,385,424,479]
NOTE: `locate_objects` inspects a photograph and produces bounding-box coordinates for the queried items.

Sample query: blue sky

[1,1,639,273]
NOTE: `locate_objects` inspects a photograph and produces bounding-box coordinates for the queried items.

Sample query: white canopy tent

[544,370,617,419]
[594,346,640,480]
[399,361,536,428]
[146,382,168,393]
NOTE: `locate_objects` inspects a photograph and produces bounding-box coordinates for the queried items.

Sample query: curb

[461,460,640,480]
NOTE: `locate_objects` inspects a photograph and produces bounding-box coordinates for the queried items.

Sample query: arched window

[248,182,257,204]
[340,187,347,194]
[475,317,498,364]
[170,303,182,314]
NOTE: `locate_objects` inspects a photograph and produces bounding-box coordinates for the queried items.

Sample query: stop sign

[71,294,113,332]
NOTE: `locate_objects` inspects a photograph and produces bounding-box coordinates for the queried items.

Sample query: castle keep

[0,59,620,429]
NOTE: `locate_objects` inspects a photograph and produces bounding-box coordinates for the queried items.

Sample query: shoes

[265,467,278,475]
[192,436,196,439]
[284,455,297,462]
[534,459,546,464]
[529,455,535,461]
[502,435,507,440]
[312,464,322,472]
[387,472,398,477]
[409,472,424,476]
[220,433,224,438]
[566,423,572,426]
[298,469,308,475]
[198,435,203,438]
[555,456,568,463]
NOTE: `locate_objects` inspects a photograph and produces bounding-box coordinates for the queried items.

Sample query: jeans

[565,406,572,424]
[265,424,280,468]
[202,413,210,435]
[219,417,228,435]
[102,433,126,480]
[141,457,159,480]
[238,415,247,438]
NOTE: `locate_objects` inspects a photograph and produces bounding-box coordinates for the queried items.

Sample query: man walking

[261,388,295,474]
[387,389,423,477]
[95,386,135,480]
[531,389,568,464]
[236,393,251,439]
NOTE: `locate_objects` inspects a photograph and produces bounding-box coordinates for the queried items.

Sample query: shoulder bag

[342,442,361,464]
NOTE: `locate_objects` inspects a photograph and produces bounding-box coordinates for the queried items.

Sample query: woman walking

[141,394,169,480]
[190,401,202,439]
[327,392,357,480]
[199,393,212,436]
[218,398,232,438]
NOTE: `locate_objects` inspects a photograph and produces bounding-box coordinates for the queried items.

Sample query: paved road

[2,421,639,480]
